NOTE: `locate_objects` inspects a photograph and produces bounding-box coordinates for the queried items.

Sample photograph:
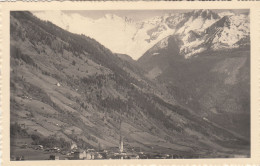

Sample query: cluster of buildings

[47,143,106,160]
[71,149,99,160]
[13,120,175,160]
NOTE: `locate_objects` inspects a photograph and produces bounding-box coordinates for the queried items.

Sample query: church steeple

[119,118,123,153]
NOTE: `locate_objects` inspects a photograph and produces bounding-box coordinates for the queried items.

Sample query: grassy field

[11,146,68,160]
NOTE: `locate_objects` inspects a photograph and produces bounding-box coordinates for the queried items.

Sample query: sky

[63,9,249,21]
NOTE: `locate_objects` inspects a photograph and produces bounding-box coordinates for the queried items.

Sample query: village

[10,120,248,160]
[11,143,173,160]
[11,138,180,160]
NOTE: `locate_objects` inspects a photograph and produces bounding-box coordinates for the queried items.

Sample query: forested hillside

[10,11,249,159]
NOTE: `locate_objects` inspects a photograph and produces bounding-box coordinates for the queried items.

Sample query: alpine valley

[10,10,250,160]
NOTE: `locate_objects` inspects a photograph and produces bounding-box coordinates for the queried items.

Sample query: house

[71,143,77,150]
[128,154,139,159]
[91,153,95,160]
[49,155,59,160]
[53,147,60,152]
[85,152,91,160]
[19,123,26,129]
[74,150,87,160]
[95,153,103,159]
[15,156,25,160]
[87,149,95,152]
[32,145,42,150]
[84,152,95,160]
[56,82,61,87]
[38,145,43,150]
[20,144,28,149]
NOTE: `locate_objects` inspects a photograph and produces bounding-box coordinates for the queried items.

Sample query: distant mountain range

[10,10,250,159]
[33,9,249,60]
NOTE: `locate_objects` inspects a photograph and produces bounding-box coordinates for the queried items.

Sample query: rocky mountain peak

[189,9,220,20]
[33,10,249,60]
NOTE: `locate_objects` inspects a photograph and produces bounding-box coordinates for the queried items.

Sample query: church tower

[119,118,123,153]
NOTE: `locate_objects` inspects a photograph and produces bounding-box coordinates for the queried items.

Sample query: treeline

[100,97,127,112]
[11,11,147,109]
[11,11,145,92]
[31,134,71,150]
[126,89,181,132]
[80,74,106,88]
[11,11,118,70]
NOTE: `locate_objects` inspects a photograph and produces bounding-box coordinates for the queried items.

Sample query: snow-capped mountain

[183,13,249,57]
[33,11,138,58]
[175,10,221,58]
[205,14,250,49]
[218,11,235,18]
[33,11,178,60]
[176,10,220,35]
[143,10,250,58]
[33,10,249,60]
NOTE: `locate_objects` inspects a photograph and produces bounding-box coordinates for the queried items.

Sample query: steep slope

[138,40,250,144]
[137,11,250,139]
[10,11,249,159]
[137,12,250,144]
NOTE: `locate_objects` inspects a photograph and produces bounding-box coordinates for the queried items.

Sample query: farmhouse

[74,150,87,159]
[49,155,59,160]
[71,142,77,150]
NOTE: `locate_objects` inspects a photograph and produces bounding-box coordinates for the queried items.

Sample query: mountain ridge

[33,10,249,60]
[10,11,250,159]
